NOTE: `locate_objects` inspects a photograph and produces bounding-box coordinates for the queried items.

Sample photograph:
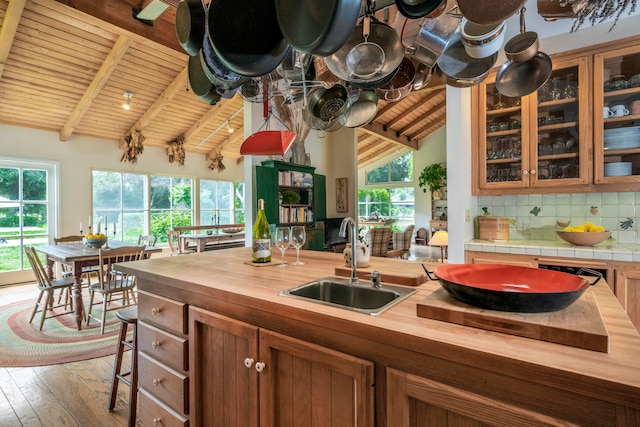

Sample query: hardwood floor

[0,283,137,426]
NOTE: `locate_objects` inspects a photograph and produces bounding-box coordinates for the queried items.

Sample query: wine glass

[274,227,291,268]
[290,226,306,266]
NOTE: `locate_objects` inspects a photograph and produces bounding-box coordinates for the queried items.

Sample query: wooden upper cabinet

[593,41,640,186]
[472,52,591,195]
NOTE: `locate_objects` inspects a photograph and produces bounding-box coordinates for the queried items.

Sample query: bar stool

[108,306,138,427]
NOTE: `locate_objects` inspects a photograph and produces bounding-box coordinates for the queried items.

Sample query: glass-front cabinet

[473,54,590,193]
[594,45,640,184]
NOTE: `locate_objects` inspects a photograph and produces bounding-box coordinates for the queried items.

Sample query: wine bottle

[252,198,271,263]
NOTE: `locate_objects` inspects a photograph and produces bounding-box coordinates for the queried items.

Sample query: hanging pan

[175,0,206,56]
[344,90,378,128]
[435,31,497,88]
[188,52,222,105]
[503,8,539,63]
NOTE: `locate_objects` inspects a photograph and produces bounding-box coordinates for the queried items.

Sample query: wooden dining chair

[25,246,80,331]
[137,235,157,247]
[86,245,145,334]
[167,230,196,255]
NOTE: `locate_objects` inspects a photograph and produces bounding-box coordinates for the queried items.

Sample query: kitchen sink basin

[278,277,417,315]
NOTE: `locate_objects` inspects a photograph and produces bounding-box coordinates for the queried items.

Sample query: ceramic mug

[603,106,614,118]
[612,104,630,117]
[631,100,640,115]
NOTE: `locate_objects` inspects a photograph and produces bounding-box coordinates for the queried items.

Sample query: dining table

[180,231,245,253]
[36,240,161,330]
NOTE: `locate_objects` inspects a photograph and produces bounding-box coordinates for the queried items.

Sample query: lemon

[584,221,594,231]
[573,225,586,232]
[591,225,606,233]
[86,233,95,239]
[563,226,574,232]
[97,233,107,239]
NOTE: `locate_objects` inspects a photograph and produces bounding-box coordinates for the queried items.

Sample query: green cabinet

[256,160,326,231]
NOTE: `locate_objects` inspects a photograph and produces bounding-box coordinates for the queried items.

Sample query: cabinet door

[189,307,259,427]
[256,165,280,225]
[614,267,640,333]
[258,329,375,427]
[387,368,580,427]
[594,45,640,186]
[313,173,326,221]
[530,55,590,188]
[473,69,530,191]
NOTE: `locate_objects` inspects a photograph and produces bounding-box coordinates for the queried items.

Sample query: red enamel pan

[423,264,601,313]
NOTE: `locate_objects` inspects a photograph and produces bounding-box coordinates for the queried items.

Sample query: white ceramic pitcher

[343,242,370,268]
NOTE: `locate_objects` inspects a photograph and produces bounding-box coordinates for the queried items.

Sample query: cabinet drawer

[139,388,189,427]
[139,352,189,414]
[139,321,188,372]
[139,290,188,336]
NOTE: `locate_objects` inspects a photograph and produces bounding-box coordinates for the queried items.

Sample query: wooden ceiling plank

[398,98,446,134]
[0,0,27,79]
[360,122,418,150]
[414,117,447,141]
[127,66,188,134]
[60,34,131,141]
[182,101,232,144]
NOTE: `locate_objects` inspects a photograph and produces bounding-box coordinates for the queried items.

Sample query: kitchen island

[117,248,640,426]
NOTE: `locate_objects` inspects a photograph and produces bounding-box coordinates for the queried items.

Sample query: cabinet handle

[522,170,528,175]
[152,417,161,426]
[255,362,266,373]
[530,170,536,174]
[151,340,160,349]
[244,357,254,368]
[151,307,160,315]
[152,378,162,386]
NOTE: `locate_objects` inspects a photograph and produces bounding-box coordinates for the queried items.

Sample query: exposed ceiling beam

[128,66,189,135]
[51,0,182,52]
[60,35,132,141]
[0,0,28,79]
[360,122,418,150]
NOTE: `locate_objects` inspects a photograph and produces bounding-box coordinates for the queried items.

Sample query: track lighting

[122,92,134,110]
[226,121,234,133]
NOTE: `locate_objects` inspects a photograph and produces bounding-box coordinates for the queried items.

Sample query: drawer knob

[151,307,160,315]
[152,417,161,426]
[255,362,265,373]
[244,357,254,368]
[153,378,162,386]
[152,340,160,349]
[522,170,528,175]
[530,169,536,174]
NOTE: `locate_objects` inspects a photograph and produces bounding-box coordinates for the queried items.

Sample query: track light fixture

[226,121,234,133]
[122,92,134,110]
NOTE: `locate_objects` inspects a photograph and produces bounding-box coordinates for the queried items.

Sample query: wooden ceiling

[0,0,446,169]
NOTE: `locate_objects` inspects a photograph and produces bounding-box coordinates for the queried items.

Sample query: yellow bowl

[85,238,107,248]
[556,231,611,246]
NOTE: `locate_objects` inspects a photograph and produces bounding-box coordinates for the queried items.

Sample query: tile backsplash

[476,193,639,244]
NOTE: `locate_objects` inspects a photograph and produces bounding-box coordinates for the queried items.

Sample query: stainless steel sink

[278,277,417,315]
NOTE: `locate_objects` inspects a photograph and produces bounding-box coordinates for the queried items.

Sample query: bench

[173,224,245,252]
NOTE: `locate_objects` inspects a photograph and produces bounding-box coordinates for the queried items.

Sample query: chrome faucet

[339,217,359,285]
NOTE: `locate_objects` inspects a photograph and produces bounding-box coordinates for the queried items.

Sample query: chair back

[54,235,84,245]
[415,227,428,245]
[369,227,392,257]
[167,230,181,255]
[137,235,157,247]
[402,225,415,250]
[97,246,145,291]
[25,246,52,289]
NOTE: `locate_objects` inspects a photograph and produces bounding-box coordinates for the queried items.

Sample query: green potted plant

[418,163,447,199]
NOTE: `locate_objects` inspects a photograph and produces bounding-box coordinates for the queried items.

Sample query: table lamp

[428,230,448,263]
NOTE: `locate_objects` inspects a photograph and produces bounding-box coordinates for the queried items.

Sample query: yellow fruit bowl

[556,231,611,246]
[85,237,107,248]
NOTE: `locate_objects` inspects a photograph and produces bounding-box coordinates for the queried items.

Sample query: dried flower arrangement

[567,0,637,31]
[166,136,186,166]
[206,150,225,172]
[119,130,145,164]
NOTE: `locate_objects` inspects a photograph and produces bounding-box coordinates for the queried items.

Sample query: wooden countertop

[117,247,640,409]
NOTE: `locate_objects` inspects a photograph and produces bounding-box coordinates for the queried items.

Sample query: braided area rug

[0,298,123,367]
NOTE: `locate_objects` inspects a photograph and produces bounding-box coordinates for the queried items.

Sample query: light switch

[464,209,471,222]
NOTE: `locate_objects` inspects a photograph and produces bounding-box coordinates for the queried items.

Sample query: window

[366,152,414,184]
[0,160,56,281]
[92,171,244,245]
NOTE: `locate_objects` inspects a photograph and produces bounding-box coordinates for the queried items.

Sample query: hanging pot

[435,31,497,88]
[275,0,361,56]
[307,85,349,122]
[188,52,222,105]
[395,0,446,19]
[303,107,346,131]
[456,0,525,25]
[200,34,248,91]
[503,8,539,63]
[207,0,291,77]
[406,8,462,69]
[344,90,378,128]
[324,18,403,84]
[376,57,416,102]
[412,62,433,90]
[175,0,206,56]
[495,51,553,97]
[460,19,507,59]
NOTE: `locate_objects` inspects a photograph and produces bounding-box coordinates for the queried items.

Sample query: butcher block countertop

[117,247,640,413]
